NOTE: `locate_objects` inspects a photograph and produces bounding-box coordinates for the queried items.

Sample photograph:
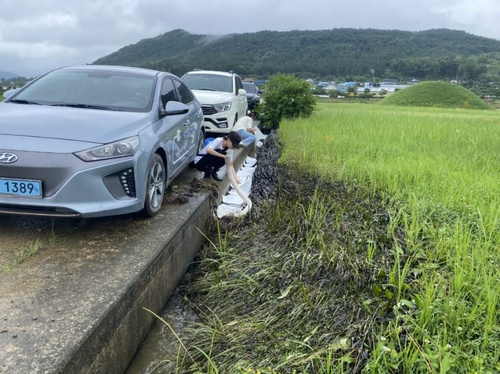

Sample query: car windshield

[243,82,257,94]
[10,70,156,112]
[182,73,233,93]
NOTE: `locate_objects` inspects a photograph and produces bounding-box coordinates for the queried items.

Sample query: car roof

[57,65,166,77]
[184,70,233,77]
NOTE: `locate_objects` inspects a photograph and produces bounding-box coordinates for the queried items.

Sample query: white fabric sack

[236,167,255,180]
[245,156,257,167]
[217,204,245,218]
[227,177,252,195]
[222,194,245,205]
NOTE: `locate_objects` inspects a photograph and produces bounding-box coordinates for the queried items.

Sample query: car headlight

[213,102,232,112]
[75,136,140,161]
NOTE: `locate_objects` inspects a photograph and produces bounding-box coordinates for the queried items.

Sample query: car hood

[191,90,234,105]
[0,103,154,145]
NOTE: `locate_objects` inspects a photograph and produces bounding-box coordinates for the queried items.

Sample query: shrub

[312,85,326,95]
[358,93,374,99]
[257,74,315,129]
[329,89,340,98]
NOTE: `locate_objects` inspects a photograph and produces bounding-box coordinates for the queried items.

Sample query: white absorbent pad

[222,194,245,205]
[217,204,245,218]
[245,156,257,167]
[254,128,267,142]
[228,176,252,195]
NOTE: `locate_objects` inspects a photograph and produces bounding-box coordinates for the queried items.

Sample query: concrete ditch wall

[0,144,252,374]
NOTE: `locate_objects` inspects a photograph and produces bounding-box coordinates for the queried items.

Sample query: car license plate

[0,178,42,198]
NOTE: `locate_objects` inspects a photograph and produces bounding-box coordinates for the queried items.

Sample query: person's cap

[227,131,241,149]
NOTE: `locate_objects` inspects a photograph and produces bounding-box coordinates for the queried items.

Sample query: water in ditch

[125,290,198,374]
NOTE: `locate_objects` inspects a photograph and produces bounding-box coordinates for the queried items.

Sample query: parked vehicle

[0,65,204,218]
[182,70,247,133]
[242,81,262,112]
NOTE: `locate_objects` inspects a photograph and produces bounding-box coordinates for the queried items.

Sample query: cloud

[432,0,500,39]
[0,0,499,77]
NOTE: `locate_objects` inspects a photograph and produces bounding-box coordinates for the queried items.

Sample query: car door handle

[183,120,190,126]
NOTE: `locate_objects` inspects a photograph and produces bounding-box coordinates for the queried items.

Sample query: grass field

[277,102,500,372]
[171,102,500,373]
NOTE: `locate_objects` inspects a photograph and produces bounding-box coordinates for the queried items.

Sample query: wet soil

[131,132,402,373]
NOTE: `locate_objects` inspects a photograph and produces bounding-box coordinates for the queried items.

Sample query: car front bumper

[0,150,151,218]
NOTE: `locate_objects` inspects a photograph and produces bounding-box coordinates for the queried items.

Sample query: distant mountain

[94,28,500,80]
[0,71,19,80]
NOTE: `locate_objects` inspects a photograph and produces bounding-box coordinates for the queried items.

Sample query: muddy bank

[141,132,404,373]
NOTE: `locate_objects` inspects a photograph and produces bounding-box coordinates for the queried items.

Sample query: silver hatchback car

[0,65,205,218]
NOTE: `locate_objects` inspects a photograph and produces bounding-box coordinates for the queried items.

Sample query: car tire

[140,153,166,217]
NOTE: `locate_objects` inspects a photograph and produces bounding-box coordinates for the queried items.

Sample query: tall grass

[279,102,500,373]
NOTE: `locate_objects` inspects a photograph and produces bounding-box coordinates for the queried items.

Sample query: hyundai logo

[0,153,18,164]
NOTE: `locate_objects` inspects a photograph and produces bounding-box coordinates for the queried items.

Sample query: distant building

[381,79,398,85]
[337,82,357,92]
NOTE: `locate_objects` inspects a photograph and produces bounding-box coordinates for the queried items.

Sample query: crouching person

[194,131,242,182]
[232,113,257,147]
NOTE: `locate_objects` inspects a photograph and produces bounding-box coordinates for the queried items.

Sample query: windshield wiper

[196,88,216,91]
[51,103,112,110]
[8,99,42,105]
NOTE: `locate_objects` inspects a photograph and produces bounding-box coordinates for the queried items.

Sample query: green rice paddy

[279,102,500,373]
[172,101,500,373]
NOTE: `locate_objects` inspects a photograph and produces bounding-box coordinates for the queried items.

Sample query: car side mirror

[238,88,246,95]
[258,90,263,95]
[3,88,19,100]
[162,101,189,117]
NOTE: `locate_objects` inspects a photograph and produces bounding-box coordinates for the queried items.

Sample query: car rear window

[243,82,257,93]
[182,73,233,93]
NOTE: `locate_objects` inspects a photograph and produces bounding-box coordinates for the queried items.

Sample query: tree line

[94,28,500,82]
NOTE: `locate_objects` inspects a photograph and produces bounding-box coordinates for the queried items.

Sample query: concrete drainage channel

[0,143,253,374]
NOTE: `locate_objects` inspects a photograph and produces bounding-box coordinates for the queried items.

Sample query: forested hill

[94,28,500,81]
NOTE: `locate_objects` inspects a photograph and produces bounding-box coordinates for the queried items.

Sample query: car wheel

[141,153,166,217]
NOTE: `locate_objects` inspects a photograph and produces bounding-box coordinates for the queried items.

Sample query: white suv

[182,70,248,133]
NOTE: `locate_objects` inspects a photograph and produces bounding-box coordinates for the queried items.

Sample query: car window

[173,79,194,104]
[161,78,177,107]
[235,76,244,93]
[12,70,155,112]
[243,82,257,93]
[182,73,233,93]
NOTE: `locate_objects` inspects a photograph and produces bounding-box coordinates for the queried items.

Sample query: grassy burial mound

[380,81,492,110]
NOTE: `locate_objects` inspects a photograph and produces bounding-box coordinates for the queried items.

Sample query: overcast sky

[1,0,500,78]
